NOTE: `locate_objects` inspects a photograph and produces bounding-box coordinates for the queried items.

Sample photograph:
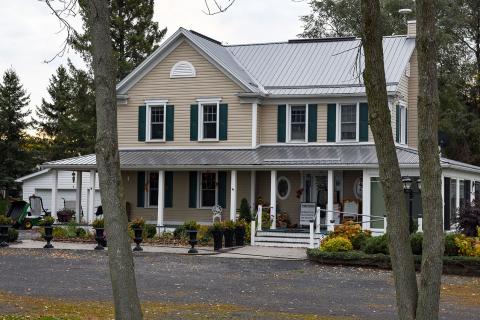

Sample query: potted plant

[57,208,75,223]
[184,220,199,253]
[92,218,105,250]
[224,220,235,248]
[130,217,145,251]
[209,221,224,251]
[0,215,12,248]
[40,216,55,249]
[235,220,247,247]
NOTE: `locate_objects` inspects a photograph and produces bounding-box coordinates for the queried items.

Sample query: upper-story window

[198,99,220,141]
[288,105,307,142]
[146,101,167,142]
[397,105,407,145]
[340,104,358,141]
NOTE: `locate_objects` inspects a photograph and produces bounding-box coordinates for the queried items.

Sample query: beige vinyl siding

[317,104,328,143]
[259,105,277,144]
[119,40,251,148]
[407,50,419,148]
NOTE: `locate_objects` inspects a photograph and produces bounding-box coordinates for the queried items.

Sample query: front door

[304,172,328,226]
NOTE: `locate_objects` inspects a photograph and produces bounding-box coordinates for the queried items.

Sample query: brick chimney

[407,20,416,38]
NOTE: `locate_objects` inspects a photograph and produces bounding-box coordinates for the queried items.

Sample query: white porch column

[441,173,445,228]
[362,170,371,230]
[51,170,58,219]
[251,102,258,148]
[327,170,334,232]
[89,170,96,224]
[270,170,277,229]
[250,170,256,210]
[456,178,460,212]
[75,171,82,224]
[471,180,475,203]
[230,170,237,221]
[157,170,165,229]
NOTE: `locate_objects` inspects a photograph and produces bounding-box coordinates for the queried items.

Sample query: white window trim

[198,99,221,142]
[399,104,407,145]
[286,104,308,143]
[145,100,167,142]
[276,176,291,200]
[198,171,218,209]
[145,171,158,208]
[337,102,360,142]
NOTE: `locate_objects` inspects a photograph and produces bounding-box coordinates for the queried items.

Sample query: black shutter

[277,105,286,142]
[190,105,198,141]
[166,105,174,141]
[219,104,228,140]
[218,171,227,208]
[327,103,336,142]
[138,106,146,141]
[308,104,317,142]
[359,103,369,142]
[444,177,451,230]
[188,171,197,208]
[164,171,173,208]
[465,180,471,205]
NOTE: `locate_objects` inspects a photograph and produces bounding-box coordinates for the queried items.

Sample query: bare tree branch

[41,0,79,63]
[202,0,236,15]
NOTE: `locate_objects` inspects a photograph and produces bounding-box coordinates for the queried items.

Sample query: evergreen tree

[36,62,96,160]
[71,0,167,81]
[0,69,31,193]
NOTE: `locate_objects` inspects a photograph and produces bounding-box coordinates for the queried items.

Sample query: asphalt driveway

[0,248,478,319]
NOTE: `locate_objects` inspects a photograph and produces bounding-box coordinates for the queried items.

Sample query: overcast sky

[0,0,310,117]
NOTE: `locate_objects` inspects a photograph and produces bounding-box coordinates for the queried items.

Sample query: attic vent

[170,61,196,78]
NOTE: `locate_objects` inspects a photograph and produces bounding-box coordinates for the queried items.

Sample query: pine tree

[0,69,31,193]
[36,62,96,160]
[71,0,167,81]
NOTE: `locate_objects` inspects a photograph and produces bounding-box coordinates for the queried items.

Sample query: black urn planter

[235,227,246,247]
[133,227,143,252]
[224,229,234,248]
[212,230,223,251]
[187,230,198,253]
[94,228,105,250]
[43,225,54,249]
[0,225,11,247]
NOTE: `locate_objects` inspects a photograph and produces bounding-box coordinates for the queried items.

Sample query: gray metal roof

[116,28,415,97]
[41,145,480,173]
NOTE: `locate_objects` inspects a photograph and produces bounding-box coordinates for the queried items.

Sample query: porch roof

[41,145,480,173]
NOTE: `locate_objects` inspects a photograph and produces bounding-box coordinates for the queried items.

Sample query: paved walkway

[8,240,307,260]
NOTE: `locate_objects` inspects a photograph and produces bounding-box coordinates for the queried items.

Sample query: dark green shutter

[137,171,145,207]
[308,104,317,142]
[465,180,471,204]
[164,171,173,208]
[188,171,197,208]
[218,171,227,208]
[359,103,369,142]
[277,105,286,142]
[396,105,400,143]
[219,103,228,140]
[190,104,198,141]
[444,177,451,230]
[138,106,146,142]
[166,105,174,141]
[327,103,336,142]
[405,108,408,144]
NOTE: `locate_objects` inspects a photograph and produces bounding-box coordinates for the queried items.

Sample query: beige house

[40,21,480,246]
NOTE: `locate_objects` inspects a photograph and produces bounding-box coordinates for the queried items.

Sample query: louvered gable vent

[170,61,196,78]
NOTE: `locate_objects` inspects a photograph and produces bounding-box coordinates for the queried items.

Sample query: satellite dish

[399,8,413,14]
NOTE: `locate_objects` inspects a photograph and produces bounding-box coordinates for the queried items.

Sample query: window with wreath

[277,176,291,200]
[201,172,217,207]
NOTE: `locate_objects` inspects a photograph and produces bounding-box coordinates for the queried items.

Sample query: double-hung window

[288,105,307,142]
[398,105,407,145]
[200,172,217,207]
[146,101,166,141]
[340,104,358,141]
[146,172,159,207]
[198,100,220,140]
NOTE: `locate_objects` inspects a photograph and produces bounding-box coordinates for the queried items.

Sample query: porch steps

[254,231,325,248]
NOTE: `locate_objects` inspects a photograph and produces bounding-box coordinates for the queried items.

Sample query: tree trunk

[84,1,143,319]
[415,0,444,319]
[360,1,418,319]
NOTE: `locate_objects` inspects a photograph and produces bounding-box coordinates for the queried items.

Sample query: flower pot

[224,229,234,248]
[212,230,223,251]
[133,227,143,251]
[0,225,11,247]
[57,211,74,223]
[43,225,54,249]
[235,227,245,247]
[94,228,105,250]
[187,230,198,253]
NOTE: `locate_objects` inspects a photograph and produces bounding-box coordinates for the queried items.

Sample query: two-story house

[40,21,480,246]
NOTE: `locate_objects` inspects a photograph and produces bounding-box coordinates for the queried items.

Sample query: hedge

[307,249,480,277]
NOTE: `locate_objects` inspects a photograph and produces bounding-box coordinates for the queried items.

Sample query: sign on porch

[300,203,317,226]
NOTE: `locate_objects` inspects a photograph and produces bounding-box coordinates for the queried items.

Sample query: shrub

[0,215,12,225]
[235,219,247,230]
[320,236,353,252]
[52,227,69,238]
[245,221,251,243]
[444,233,459,256]
[183,220,199,231]
[457,201,480,237]
[322,221,371,250]
[92,218,104,229]
[239,198,252,222]
[197,225,211,245]
[261,210,270,229]
[75,227,87,238]
[173,225,187,239]
[410,232,423,255]
[8,228,18,242]
[351,232,369,250]
[363,235,389,255]
[144,224,157,238]
[454,234,480,257]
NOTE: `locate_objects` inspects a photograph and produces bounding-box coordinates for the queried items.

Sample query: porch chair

[211,205,223,223]
[342,199,360,222]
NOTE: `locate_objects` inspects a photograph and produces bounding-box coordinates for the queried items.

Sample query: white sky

[0,0,310,116]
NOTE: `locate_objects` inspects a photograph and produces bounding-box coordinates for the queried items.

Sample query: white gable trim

[15,169,51,183]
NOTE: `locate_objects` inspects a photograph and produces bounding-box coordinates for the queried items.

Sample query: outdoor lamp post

[402,177,421,233]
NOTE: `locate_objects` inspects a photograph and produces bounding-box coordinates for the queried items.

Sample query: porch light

[402,177,412,191]
[416,178,421,191]
[72,172,76,184]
